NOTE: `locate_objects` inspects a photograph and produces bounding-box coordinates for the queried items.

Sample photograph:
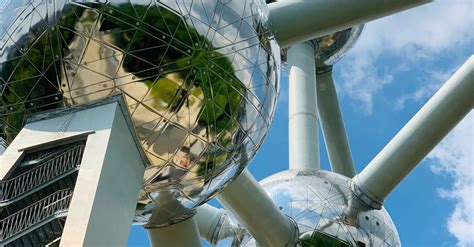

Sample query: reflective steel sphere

[0,0,280,226]
[313,25,363,66]
[216,170,400,246]
[281,25,363,67]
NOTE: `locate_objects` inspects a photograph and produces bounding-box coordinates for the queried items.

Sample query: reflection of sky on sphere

[0,0,279,227]
[215,170,400,246]
[260,170,401,246]
[0,138,6,155]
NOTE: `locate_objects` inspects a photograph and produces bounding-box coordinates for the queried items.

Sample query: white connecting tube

[268,0,432,47]
[288,42,320,171]
[352,56,474,208]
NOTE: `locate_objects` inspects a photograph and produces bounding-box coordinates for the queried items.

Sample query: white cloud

[338,0,474,114]
[339,57,393,114]
[335,2,474,245]
[428,112,474,247]
[393,66,455,110]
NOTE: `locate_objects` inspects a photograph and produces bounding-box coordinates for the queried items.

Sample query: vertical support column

[316,68,356,178]
[146,216,202,247]
[288,42,320,171]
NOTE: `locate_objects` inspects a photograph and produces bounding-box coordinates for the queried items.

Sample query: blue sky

[0,0,471,246]
[129,1,473,246]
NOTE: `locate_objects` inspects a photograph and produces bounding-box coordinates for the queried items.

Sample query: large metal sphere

[216,170,400,246]
[0,0,280,226]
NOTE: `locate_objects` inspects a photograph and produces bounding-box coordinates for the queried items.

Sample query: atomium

[215,170,400,247]
[0,0,280,226]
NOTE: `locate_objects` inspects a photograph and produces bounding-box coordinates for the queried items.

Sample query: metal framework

[0,144,83,202]
[194,1,472,246]
[0,96,148,246]
[1,189,72,244]
[1,0,471,246]
[155,0,472,245]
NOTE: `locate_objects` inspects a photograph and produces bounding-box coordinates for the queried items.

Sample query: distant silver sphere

[313,25,364,66]
[0,0,280,226]
[281,25,363,67]
[216,170,400,246]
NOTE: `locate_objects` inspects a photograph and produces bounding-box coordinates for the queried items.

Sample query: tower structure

[0,96,147,246]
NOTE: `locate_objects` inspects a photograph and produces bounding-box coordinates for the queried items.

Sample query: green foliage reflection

[0,3,245,150]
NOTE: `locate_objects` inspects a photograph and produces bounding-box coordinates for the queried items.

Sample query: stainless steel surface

[313,25,363,67]
[146,216,202,247]
[0,143,83,202]
[0,189,73,242]
[0,0,280,226]
[214,211,255,247]
[216,170,400,246]
[195,204,227,244]
[268,0,431,47]
[217,169,299,247]
[281,25,363,67]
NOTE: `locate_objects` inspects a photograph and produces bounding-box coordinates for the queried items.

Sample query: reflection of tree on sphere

[0,0,280,225]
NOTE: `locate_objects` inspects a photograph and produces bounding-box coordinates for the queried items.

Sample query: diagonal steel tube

[268,0,432,48]
[316,68,356,178]
[352,56,474,208]
[216,169,298,247]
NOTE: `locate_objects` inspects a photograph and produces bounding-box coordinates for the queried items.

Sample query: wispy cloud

[428,112,474,247]
[393,66,456,110]
[337,0,474,114]
[335,2,474,245]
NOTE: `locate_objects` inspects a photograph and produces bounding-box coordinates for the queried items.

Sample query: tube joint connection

[144,209,197,229]
[349,179,383,210]
[284,215,300,247]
